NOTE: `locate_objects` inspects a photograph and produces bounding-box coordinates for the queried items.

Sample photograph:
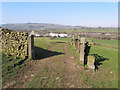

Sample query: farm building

[49,32,68,37]
[58,33,68,37]
[49,33,59,37]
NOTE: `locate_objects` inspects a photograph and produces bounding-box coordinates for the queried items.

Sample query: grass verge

[2,53,27,85]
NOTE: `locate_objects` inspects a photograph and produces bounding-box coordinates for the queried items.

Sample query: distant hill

[1,23,84,31]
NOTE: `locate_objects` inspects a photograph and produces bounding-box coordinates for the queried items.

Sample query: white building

[49,32,68,37]
[58,34,68,37]
[49,33,59,37]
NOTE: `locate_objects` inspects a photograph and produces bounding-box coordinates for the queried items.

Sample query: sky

[1,2,118,27]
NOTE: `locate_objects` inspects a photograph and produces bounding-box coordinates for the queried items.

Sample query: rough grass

[67,44,80,65]
[24,65,64,88]
[2,53,26,85]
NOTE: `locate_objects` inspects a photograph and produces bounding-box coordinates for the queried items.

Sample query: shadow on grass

[34,46,65,60]
[89,54,109,71]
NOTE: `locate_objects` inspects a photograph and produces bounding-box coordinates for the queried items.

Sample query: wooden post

[80,38,85,64]
[28,35,34,59]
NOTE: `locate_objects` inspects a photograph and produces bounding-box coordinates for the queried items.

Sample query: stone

[31,74,34,77]
[1,28,29,58]
[87,56,95,69]
[110,71,113,73]
[71,57,74,59]
[56,77,60,80]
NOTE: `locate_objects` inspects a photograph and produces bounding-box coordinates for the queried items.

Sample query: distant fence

[1,28,34,59]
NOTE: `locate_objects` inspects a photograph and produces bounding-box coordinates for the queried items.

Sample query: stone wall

[1,28,29,58]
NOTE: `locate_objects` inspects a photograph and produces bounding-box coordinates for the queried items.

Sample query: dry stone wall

[1,28,29,58]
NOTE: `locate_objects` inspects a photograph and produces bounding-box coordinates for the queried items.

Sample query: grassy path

[23,43,86,88]
[7,41,84,88]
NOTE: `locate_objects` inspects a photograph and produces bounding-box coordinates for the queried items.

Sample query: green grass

[34,37,52,49]
[2,53,27,85]
[51,37,71,42]
[67,44,80,65]
[88,38,118,48]
[89,45,118,71]
[35,37,65,58]
[49,28,118,33]
[34,37,65,60]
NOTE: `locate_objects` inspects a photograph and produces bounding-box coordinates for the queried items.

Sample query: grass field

[34,37,52,49]
[48,28,118,33]
[51,37,71,42]
[87,38,118,48]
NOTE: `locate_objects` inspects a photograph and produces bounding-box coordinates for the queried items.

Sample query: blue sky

[2,2,118,27]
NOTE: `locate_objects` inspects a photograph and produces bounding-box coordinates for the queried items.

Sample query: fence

[71,37,95,69]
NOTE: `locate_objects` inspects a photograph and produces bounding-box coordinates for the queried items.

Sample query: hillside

[1,23,82,31]
[1,23,118,34]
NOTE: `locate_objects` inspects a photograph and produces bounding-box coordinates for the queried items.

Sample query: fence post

[28,35,34,59]
[80,38,85,64]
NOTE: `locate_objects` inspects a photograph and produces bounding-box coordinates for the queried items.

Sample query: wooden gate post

[28,35,34,59]
[80,38,85,64]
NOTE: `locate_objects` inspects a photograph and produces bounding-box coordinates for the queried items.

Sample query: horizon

[2,2,118,27]
[1,22,118,28]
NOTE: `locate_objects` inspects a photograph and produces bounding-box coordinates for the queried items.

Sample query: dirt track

[4,43,87,88]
